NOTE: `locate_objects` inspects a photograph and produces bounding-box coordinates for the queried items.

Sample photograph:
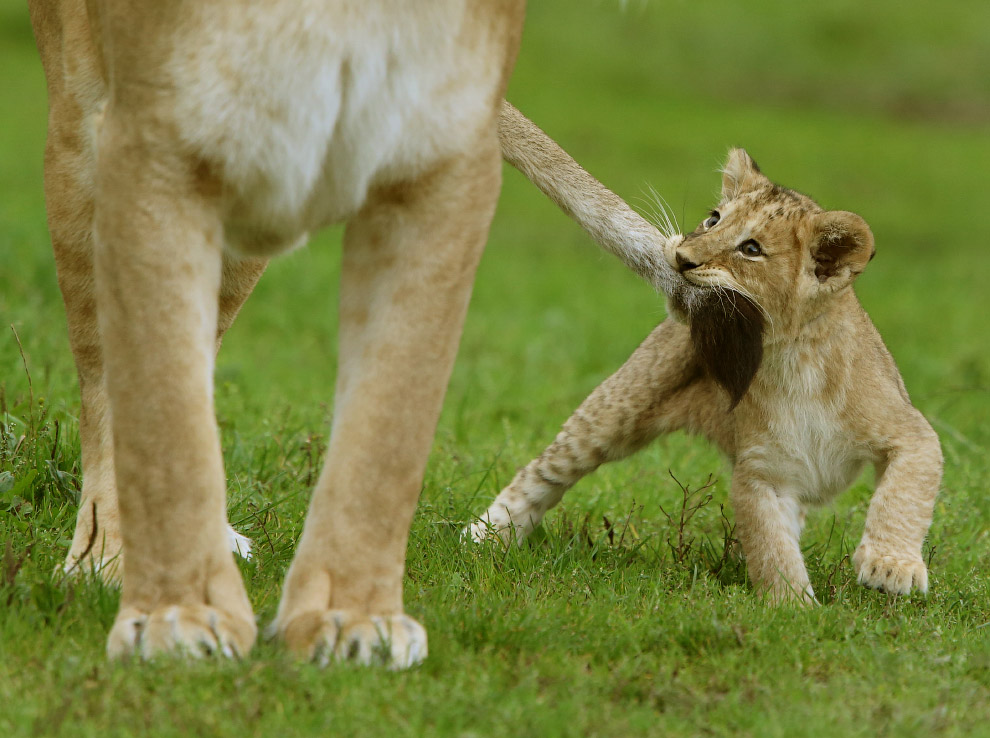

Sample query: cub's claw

[853,543,928,595]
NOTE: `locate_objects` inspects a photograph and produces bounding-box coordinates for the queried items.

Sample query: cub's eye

[738,239,763,257]
[703,211,720,229]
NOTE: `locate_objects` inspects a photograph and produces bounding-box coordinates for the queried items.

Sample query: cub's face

[661,149,875,405]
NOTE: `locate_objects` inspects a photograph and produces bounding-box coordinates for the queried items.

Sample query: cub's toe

[853,544,928,595]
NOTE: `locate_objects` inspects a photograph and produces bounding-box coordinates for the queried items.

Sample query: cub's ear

[720,148,767,203]
[810,210,875,290]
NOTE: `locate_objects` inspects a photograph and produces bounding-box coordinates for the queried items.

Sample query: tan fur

[471,149,942,604]
[31,0,525,665]
[497,102,674,292]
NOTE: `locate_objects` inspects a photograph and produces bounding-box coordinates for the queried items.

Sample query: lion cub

[471,149,942,603]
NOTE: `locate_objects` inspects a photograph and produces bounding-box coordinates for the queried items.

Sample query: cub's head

[664,148,875,406]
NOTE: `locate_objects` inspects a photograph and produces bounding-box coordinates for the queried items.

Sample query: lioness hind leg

[94,111,255,659]
[39,80,124,579]
[271,141,503,670]
[50,163,123,578]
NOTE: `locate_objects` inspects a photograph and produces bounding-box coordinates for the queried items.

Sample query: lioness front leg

[39,39,264,581]
[271,141,504,669]
[94,111,255,659]
[854,416,942,595]
[58,241,264,582]
[731,471,816,605]
[469,322,720,544]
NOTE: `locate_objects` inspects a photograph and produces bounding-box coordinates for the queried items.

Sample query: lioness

[471,147,943,604]
[30,0,528,666]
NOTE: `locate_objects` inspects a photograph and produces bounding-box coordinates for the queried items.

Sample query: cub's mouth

[660,237,766,407]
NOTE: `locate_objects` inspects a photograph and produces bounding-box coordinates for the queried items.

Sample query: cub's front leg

[854,412,942,595]
[730,468,816,605]
[469,321,719,544]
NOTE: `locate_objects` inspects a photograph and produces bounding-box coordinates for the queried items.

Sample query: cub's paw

[107,604,257,660]
[763,582,818,607]
[464,504,533,546]
[276,610,427,670]
[465,517,511,545]
[853,544,928,595]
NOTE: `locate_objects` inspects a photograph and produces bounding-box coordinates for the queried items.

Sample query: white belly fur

[742,350,867,505]
[166,1,501,256]
[750,400,865,505]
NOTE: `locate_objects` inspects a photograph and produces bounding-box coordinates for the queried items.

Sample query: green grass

[3,0,990,735]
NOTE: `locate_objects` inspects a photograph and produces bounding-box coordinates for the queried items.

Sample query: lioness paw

[853,544,928,595]
[225,524,253,560]
[276,610,427,670]
[107,604,257,660]
[63,549,123,582]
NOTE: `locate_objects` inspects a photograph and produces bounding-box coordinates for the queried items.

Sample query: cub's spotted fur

[471,149,942,603]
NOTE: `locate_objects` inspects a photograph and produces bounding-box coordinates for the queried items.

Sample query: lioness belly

[165,0,504,256]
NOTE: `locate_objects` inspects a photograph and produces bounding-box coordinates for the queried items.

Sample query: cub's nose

[675,251,699,273]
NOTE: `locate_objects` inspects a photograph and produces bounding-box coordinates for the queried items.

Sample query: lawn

[2,1,989,736]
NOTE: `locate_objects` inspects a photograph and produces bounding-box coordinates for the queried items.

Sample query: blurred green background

[2,1,989,735]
